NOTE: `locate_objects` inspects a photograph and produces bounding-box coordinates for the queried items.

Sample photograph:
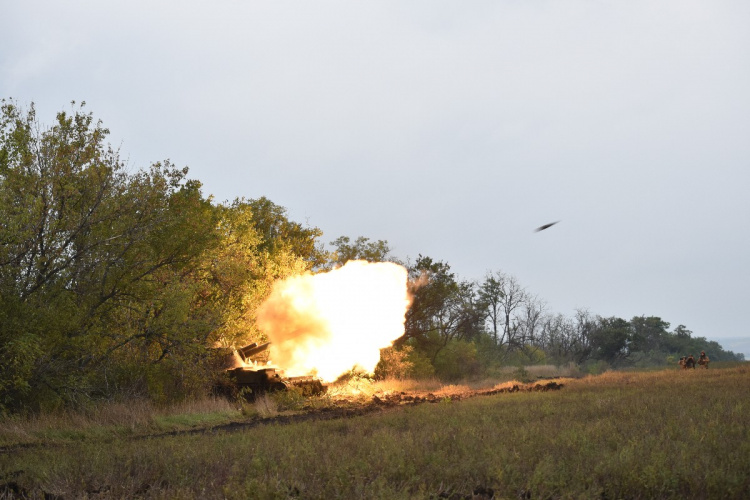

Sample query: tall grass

[2,364,748,498]
[0,363,582,449]
[0,397,239,448]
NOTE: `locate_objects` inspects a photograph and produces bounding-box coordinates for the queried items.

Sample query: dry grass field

[2,363,749,499]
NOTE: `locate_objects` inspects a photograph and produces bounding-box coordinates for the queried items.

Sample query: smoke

[255,260,410,382]
[409,271,430,293]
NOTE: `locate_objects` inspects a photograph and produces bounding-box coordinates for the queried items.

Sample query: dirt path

[147,380,564,439]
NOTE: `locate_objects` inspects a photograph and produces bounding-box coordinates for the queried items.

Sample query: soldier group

[679,351,709,369]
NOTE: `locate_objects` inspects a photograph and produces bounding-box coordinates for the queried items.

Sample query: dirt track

[182,380,565,437]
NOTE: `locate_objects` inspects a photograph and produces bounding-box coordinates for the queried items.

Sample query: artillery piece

[224,342,326,396]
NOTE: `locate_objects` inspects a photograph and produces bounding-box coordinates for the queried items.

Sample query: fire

[255,260,410,382]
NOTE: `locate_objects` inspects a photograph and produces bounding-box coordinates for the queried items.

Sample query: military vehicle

[223,341,326,396]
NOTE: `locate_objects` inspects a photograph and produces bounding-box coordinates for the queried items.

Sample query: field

[2,364,749,499]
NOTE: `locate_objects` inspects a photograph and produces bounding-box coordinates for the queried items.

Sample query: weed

[512,365,533,383]
[269,387,306,412]
[249,394,277,418]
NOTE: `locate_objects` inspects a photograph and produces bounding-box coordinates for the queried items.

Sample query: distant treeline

[382,257,744,380]
[0,101,742,413]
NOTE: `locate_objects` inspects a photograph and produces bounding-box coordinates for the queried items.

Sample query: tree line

[0,102,742,413]
[388,256,744,380]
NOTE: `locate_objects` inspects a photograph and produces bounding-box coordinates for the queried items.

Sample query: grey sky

[3,1,749,354]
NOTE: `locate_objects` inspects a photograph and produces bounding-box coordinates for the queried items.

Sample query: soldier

[678,356,686,369]
[686,354,696,369]
[698,351,709,369]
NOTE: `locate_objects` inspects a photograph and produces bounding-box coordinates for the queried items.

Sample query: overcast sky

[3,1,749,354]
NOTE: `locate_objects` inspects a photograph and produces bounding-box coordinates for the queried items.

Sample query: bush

[405,347,436,379]
[374,346,414,380]
[512,365,533,383]
[269,386,306,411]
[584,359,611,375]
[433,340,479,381]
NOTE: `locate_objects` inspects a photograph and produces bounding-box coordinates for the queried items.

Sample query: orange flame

[255,260,410,382]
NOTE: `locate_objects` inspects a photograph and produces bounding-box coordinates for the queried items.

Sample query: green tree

[433,339,480,380]
[245,197,327,269]
[590,317,631,364]
[401,255,484,371]
[629,316,670,353]
[0,101,219,411]
[328,235,394,266]
[673,324,692,339]
[206,198,323,348]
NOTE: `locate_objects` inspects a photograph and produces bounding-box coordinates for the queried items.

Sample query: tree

[205,198,323,348]
[478,271,527,349]
[0,101,219,411]
[570,308,596,363]
[629,316,670,353]
[673,324,692,339]
[535,313,572,362]
[401,255,483,369]
[477,272,503,343]
[328,235,394,266]
[590,317,631,364]
[517,294,545,348]
[244,197,327,269]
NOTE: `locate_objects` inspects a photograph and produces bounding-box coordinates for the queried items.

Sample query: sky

[3,1,749,355]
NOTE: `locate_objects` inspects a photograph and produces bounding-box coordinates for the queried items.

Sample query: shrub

[374,346,414,380]
[433,340,479,380]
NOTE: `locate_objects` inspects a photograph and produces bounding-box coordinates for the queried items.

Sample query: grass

[2,364,749,498]
[0,397,241,448]
[0,367,577,449]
